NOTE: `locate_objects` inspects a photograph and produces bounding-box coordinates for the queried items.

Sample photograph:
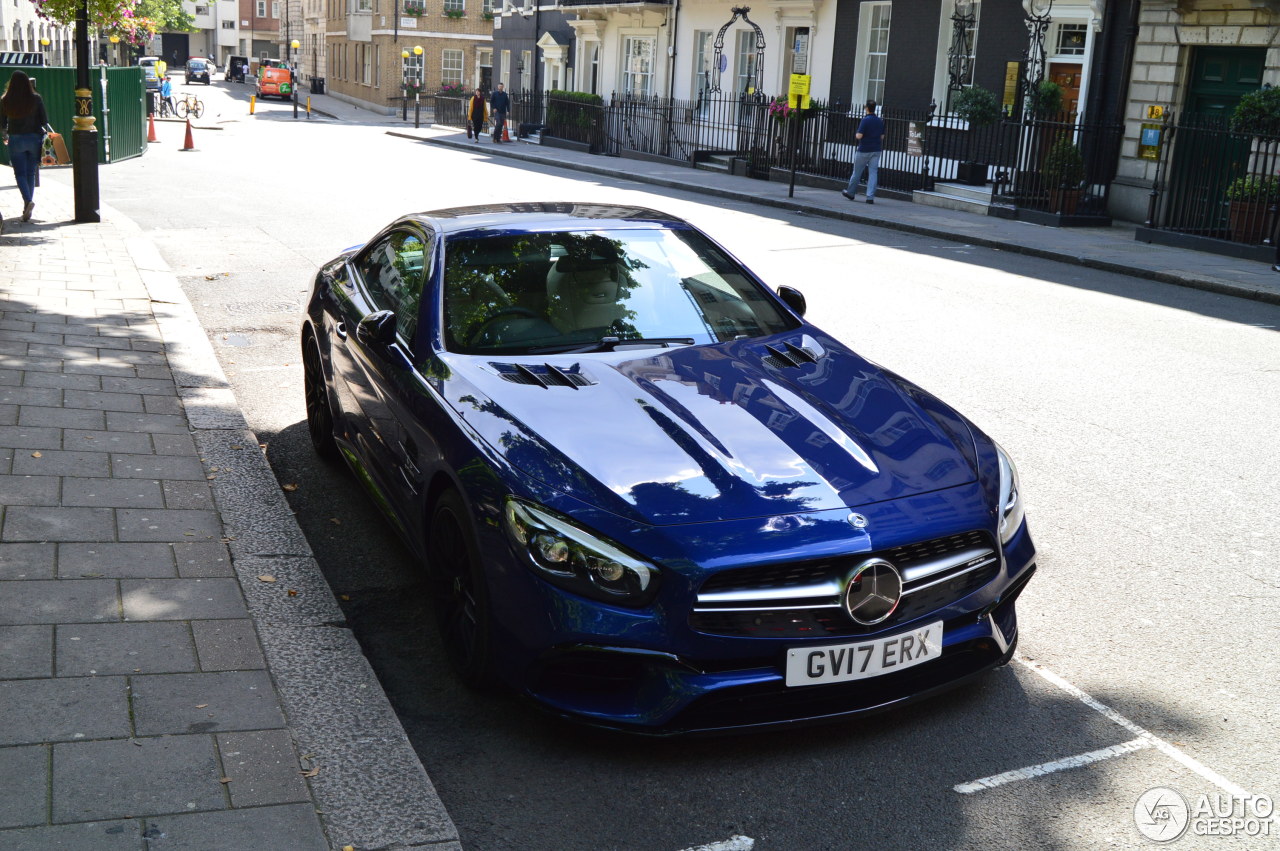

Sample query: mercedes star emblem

[848,513,868,528]
[844,559,903,626]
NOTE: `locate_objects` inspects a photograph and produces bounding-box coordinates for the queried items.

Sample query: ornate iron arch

[709,7,766,94]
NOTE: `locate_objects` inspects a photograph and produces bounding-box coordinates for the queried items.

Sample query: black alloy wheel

[302,332,339,460]
[429,490,498,690]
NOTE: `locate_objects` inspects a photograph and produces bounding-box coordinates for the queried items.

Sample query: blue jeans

[846,150,881,199]
[8,133,42,204]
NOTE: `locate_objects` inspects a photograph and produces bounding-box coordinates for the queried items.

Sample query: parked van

[256,66,293,100]
[226,55,249,83]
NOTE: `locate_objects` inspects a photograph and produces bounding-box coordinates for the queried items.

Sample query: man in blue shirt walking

[844,100,884,204]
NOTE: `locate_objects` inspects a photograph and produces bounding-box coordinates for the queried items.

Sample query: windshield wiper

[529,336,696,355]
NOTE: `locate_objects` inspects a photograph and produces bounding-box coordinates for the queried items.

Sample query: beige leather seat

[546,257,627,333]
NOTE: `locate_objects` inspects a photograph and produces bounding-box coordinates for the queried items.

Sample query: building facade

[323,0,493,113]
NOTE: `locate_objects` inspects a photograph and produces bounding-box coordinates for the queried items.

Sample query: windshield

[442,227,797,354]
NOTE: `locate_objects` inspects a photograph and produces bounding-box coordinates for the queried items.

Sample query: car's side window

[356,230,431,346]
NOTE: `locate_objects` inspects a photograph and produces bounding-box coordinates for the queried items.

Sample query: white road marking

[954,738,1151,794]
[1012,656,1250,798]
[677,836,755,851]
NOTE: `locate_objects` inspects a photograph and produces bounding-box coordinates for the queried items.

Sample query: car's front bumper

[492,504,1037,734]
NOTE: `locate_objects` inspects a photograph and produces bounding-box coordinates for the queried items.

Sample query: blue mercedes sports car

[301,202,1036,734]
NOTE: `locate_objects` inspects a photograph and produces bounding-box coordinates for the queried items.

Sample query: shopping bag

[48,131,70,165]
[466,123,472,139]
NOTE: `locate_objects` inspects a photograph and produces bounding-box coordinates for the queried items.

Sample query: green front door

[1164,47,1265,238]
[1187,47,1265,117]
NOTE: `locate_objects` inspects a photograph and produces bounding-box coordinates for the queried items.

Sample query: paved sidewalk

[0,182,458,851]
[290,87,1280,307]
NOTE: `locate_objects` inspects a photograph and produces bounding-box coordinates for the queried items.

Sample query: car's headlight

[503,497,659,605]
[995,442,1026,545]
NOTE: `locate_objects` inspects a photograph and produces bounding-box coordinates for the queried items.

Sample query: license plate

[785,621,943,687]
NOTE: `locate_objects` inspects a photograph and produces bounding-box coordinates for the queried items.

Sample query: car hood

[442,334,977,525]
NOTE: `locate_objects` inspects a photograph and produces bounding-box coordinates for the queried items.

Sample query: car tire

[429,489,499,691]
[302,331,340,461]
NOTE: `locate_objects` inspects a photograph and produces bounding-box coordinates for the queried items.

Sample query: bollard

[250,95,256,115]
[306,96,311,119]
[414,96,421,129]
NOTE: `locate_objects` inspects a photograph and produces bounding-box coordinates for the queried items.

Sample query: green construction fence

[0,64,147,167]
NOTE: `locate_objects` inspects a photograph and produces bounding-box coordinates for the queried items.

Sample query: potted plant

[1043,135,1085,214]
[1027,79,1064,118]
[443,7,465,17]
[950,85,1000,185]
[1224,174,1279,243]
[1229,88,1280,137]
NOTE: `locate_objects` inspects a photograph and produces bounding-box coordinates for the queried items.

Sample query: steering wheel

[468,307,543,346]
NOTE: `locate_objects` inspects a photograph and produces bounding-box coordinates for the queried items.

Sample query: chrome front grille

[690,531,999,638]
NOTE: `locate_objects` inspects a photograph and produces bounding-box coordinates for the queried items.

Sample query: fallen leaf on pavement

[287,589,298,597]
[257,575,277,583]
[219,776,232,783]
[31,451,42,458]
[195,704,208,708]
[282,483,299,492]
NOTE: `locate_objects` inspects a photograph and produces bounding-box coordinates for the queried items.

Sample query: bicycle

[156,96,178,118]
[174,93,204,120]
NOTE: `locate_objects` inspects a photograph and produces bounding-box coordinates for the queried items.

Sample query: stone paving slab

[0,624,52,677]
[51,735,225,823]
[130,670,285,736]
[0,676,131,745]
[0,745,47,829]
[55,621,198,676]
[0,819,145,851]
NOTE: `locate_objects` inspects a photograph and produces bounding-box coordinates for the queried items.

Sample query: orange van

[256,66,293,100]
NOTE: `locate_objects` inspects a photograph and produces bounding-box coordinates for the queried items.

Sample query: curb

[110,203,461,850]
[393,129,1280,308]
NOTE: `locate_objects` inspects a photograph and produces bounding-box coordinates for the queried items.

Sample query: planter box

[1228,199,1273,245]
[956,161,987,186]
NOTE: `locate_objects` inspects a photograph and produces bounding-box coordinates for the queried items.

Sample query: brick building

[324,0,493,113]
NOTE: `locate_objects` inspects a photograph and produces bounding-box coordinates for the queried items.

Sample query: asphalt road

[49,80,1280,850]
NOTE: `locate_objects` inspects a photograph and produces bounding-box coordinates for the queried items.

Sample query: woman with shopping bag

[1,71,48,223]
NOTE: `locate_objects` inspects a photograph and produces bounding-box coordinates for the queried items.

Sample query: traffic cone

[147,114,158,143]
[503,123,511,142]
[180,119,195,152]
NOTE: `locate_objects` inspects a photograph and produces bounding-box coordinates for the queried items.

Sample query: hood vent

[762,342,819,369]
[493,362,594,389]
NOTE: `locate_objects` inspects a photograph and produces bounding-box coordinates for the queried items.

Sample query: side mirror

[356,310,397,348]
[776,286,807,317]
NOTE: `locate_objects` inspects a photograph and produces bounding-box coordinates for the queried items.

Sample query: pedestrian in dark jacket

[467,88,487,143]
[490,82,510,142]
[1,71,48,223]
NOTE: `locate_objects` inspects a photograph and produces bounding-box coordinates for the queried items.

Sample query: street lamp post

[71,1,100,222]
[290,38,299,118]
[109,34,119,66]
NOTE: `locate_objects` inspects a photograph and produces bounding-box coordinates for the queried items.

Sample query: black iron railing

[430,91,1122,217]
[1145,113,1280,246]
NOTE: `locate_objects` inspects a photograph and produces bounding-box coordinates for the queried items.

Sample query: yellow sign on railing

[788,74,811,110]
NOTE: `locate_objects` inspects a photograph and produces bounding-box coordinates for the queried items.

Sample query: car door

[346,228,439,518]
